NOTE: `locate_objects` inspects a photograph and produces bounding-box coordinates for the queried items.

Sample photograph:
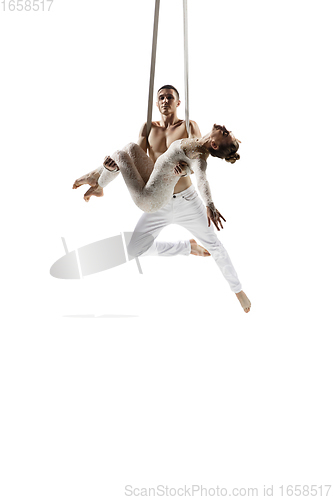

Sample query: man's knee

[127,231,155,258]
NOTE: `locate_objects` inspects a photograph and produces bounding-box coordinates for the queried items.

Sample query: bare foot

[190,239,210,257]
[72,168,100,190]
[84,184,104,202]
[236,290,251,313]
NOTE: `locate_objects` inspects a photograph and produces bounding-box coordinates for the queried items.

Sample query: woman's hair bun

[225,153,240,164]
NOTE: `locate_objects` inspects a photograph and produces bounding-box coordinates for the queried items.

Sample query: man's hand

[103,156,119,171]
[174,161,189,176]
[207,207,226,231]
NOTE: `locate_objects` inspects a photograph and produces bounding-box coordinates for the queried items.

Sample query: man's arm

[189,120,201,138]
[172,120,201,176]
[137,122,148,153]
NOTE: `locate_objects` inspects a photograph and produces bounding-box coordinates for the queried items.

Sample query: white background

[1,0,332,498]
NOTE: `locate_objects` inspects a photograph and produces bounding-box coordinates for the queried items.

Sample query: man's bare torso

[140,119,201,194]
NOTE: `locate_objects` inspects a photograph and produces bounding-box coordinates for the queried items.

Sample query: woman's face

[210,124,235,153]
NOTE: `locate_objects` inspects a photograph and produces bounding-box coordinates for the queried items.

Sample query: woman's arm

[192,159,213,207]
[192,158,226,230]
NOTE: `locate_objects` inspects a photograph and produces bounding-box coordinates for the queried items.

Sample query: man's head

[157,85,179,100]
[156,85,181,115]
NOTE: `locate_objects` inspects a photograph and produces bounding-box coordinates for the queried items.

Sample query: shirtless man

[73,85,251,312]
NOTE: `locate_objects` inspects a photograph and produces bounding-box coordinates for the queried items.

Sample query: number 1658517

[1,0,54,11]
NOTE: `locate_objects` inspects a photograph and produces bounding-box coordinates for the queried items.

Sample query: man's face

[156,89,180,115]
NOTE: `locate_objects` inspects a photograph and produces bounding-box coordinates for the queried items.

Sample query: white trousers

[128,185,242,293]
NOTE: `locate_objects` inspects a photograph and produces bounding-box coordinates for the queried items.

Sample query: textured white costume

[98,141,242,293]
[98,139,216,214]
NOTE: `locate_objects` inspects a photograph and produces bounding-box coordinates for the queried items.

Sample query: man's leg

[104,144,207,258]
[127,197,211,259]
[172,187,251,312]
[127,201,190,259]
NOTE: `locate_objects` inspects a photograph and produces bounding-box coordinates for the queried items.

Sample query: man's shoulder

[189,119,201,138]
[139,121,161,132]
[189,119,199,128]
[139,120,161,130]
[138,122,147,136]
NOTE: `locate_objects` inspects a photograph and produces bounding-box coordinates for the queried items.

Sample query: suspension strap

[183,0,190,137]
[146,0,160,141]
[146,0,190,140]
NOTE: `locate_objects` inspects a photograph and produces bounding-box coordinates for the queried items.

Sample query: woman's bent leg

[98,166,120,188]
[111,144,177,213]
[122,143,154,184]
[99,142,152,189]
[73,166,103,189]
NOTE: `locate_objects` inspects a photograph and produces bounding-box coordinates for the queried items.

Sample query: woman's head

[208,124,240,164]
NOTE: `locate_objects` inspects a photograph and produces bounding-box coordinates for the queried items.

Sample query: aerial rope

[183,0,190,137]
[146,0,190,141]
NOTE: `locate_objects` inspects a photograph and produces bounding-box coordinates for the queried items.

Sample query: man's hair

[157,85,180,100]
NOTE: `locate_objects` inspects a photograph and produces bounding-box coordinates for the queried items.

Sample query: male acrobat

[73,85,251,313]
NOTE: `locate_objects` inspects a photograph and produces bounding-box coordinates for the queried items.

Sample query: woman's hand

[206,207,226,231]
